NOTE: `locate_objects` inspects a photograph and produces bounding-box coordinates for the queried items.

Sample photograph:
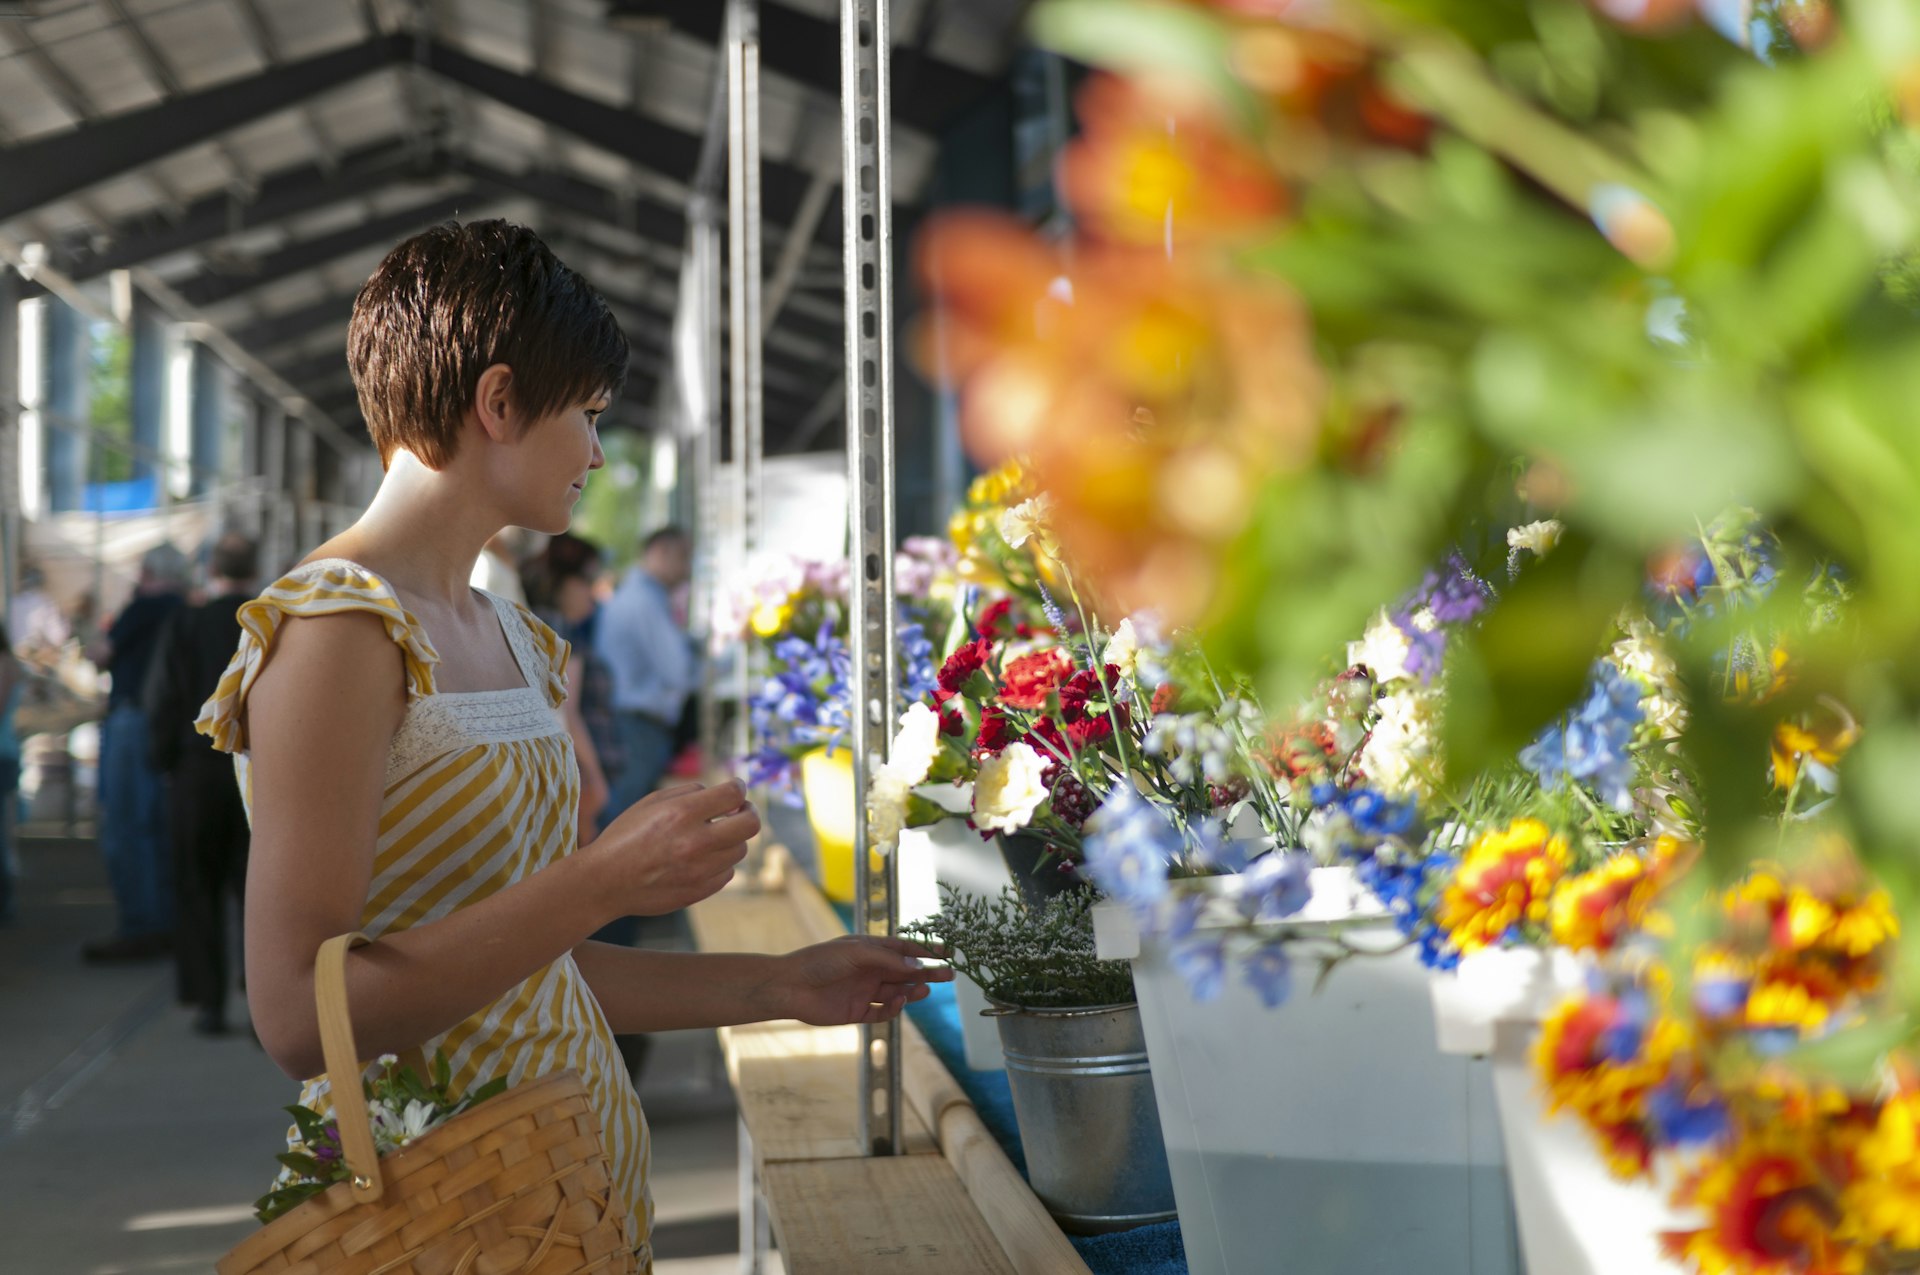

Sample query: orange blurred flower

[1059,74,1289,249]
[915,211,1322,621]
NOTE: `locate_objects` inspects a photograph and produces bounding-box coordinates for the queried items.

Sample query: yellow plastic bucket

[799,747,880,904]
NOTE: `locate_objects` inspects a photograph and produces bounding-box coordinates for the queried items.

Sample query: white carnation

[1362,689,1439,800]
[971,742,1051,834]
[1507,520,1564,558]
[998,495,1054,551]
[1347,612,1411,683]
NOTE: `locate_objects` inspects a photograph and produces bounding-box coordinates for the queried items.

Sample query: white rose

[1347,612,1411,683]
[998,495,1054,551]
[1507,520,1564,559]
[970,742,1051,834]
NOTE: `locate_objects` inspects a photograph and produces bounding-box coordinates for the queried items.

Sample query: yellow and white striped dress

[196,558,653,1263]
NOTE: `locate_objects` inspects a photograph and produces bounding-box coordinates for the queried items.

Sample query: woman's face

[505,391,608,535]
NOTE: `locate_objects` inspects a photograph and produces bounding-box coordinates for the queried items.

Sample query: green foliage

[250,1051,507,1225]
[903,885,1136,1009]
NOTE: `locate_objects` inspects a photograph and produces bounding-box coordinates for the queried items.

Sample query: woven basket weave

[218,933,638,1275]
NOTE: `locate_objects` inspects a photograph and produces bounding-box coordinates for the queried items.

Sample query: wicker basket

[218,933,637,1275]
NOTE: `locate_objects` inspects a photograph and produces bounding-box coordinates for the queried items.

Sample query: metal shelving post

[841,0,901,1157]
[727,0,764,768]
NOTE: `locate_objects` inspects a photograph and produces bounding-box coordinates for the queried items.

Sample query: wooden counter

[689,855,1091,1275]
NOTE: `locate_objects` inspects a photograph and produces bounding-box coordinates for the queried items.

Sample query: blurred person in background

[521,532,621,846]
[595,527,695,822]
[146,532,259,1033]
[81,543,188,962]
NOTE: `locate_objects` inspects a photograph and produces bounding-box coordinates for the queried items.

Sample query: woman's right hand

[580,780,761,918]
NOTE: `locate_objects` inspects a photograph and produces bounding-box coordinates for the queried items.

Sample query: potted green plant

[904,885,1177,1235]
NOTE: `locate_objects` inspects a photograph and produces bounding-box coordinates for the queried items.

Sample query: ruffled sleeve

[509,602,572,711]
[194,560,441,754]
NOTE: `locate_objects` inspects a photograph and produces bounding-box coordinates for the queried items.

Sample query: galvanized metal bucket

[991,1000,1179,1234]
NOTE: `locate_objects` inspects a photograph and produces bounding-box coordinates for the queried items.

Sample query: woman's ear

[473,364,517,444]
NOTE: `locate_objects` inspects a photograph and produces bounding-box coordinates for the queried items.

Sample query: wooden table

[689,854,1091,1275]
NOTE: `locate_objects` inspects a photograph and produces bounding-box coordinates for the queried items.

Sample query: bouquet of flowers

[253,1051,506,1223]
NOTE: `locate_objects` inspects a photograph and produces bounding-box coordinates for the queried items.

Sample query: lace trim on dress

[383,688,565,786]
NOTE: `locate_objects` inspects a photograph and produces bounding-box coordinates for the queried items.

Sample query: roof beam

[59,142,429,280]
[0,33,403,223]
[180,187,487,308]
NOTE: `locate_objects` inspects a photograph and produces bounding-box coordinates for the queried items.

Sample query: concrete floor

[0,835,782,1275]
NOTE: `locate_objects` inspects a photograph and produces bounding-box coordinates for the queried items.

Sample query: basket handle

[314,932,385,1204]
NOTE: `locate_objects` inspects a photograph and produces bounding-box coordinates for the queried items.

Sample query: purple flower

[1393,552,1492,681]
[1242,943,1293,1009]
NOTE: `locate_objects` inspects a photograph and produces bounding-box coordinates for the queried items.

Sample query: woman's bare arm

[573,936,951,1034]
[243,611,757,1080]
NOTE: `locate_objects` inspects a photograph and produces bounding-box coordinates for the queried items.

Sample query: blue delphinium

[1171,935,1228,1003]
[897,619,938,705]
[1237,850,1313,924]
[1242,943,1293,1009]
[1082,782,1179,911]
[1645,1080,1730,1148]
[1519,660,1647,812]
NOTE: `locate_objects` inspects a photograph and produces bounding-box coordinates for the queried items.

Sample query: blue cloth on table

[834,903,1189,1274]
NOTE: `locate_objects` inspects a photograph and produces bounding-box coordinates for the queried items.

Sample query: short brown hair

[348,220,628,469]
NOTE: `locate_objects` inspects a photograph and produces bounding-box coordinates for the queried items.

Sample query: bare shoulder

[247,609,408,749]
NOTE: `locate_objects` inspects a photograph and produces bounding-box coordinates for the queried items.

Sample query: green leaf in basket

[432,1049,452,1092]
[284,1103,327,1143]
[465,1075,509,1106]
[275,1151,325,1178]
[254,1181,327,1225]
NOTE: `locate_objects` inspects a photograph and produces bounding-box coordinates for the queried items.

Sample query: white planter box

[1430,949,1699,1275]
[1096,868,1519,1275]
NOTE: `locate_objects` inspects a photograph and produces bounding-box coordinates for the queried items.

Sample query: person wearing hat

[82,542,188,962]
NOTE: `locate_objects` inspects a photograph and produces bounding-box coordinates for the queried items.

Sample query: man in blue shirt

[595,526,695,824]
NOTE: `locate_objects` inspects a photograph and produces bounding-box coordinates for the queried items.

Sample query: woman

[196,221,947,1266]
[522,532,621,847]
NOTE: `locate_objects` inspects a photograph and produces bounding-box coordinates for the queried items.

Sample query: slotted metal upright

[841,0,901,1157]
[727,0,764,768]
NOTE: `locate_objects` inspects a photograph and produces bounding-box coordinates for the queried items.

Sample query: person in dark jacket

[145,532,258,1034]
[82,543,188,962]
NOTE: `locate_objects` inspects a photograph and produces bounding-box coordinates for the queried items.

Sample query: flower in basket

[253,1051,507,1223]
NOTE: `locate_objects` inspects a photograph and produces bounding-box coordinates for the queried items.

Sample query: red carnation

[1059,666,1121,723]
[975,705,1014,755]
[938,638,994,694]
[976,597,1015,640]
[1151,683,1179,714]
[999,648,1074,710]
[1028,715,1071,771]
[932,689,967,737]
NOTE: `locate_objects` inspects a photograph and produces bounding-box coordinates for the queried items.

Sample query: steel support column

[842,0,900,1158]
[0,269,18,632]
[727,0,764,768]
[130,293,168,486]
[43,300,87,515]
[684,200,725,769]
[188,344,225,500]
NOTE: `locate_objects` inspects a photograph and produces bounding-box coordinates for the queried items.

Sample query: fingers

[675,778,752,821]
[870,935,949,961]
[695,808,762,850]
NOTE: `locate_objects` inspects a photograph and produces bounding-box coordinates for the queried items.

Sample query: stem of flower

[1063,565,1134,774]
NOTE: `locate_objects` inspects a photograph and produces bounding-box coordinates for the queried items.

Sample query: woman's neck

[333,451,502,608]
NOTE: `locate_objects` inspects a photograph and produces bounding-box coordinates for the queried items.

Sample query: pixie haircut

[348,220,628,470]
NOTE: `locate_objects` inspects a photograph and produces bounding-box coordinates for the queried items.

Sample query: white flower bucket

[1095,868,1519,1275]
[1430,949,1699,1275]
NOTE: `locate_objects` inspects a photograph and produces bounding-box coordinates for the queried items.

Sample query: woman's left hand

[774,936,954,1026]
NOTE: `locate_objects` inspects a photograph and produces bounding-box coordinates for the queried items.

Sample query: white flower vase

[1095,868,1520,1275]
[1429,949,1700,1275]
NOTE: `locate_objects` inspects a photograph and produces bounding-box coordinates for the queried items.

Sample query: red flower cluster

[1000,649,1074,709]
[938,638,993,694]
[976,597,1014,640]
[1060,665,1131,747]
